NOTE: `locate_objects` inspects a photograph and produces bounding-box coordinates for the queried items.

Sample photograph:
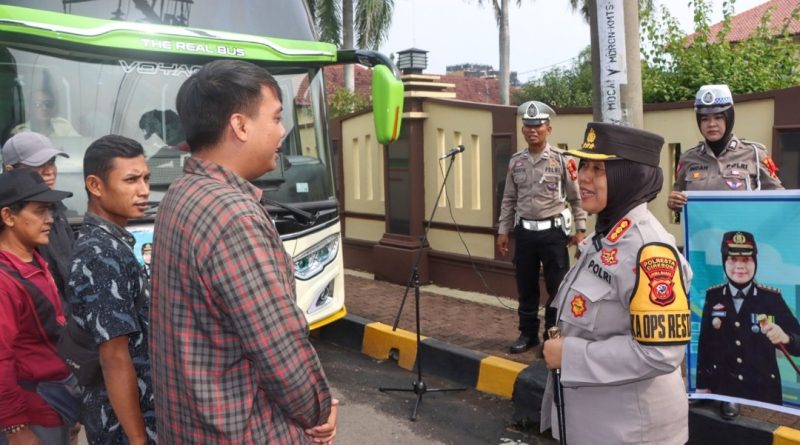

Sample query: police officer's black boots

[720,401,740,420]
[510,333,539,354]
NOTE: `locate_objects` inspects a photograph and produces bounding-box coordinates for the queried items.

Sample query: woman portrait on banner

[696,230,800,408]
[540,123,692,445]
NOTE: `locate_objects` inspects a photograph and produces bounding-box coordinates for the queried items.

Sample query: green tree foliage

[512,46,593,107]
[327,87,371,118]
[641,0,800,103]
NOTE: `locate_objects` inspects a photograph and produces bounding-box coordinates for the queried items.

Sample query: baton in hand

[758,315,800,376]
[548,326,567,445]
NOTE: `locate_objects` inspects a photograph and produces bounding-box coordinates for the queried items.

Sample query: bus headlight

[294,234,339,280]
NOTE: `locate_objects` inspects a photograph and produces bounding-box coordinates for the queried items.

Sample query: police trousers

[513,225,569,335]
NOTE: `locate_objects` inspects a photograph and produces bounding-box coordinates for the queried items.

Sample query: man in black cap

[497,100,586,353]
[2,132,74,302]
[0,169,74,444]
[696,231,800,413]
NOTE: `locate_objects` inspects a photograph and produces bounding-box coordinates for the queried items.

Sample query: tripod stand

[379,150,466,421]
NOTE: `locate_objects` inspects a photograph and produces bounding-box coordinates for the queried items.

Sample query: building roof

[323,65,502,104]
[701,0,800,43]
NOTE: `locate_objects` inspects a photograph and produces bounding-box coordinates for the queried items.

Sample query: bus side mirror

[371,64,403,144]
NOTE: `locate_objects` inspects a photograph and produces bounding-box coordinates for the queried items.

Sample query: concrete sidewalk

[318,269,800,444]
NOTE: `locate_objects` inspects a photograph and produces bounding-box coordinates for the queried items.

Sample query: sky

[379,0,770,82]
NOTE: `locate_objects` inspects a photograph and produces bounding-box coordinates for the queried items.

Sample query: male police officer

[497,101,586,353]
[668,84,783,210]
[696,231,800,416]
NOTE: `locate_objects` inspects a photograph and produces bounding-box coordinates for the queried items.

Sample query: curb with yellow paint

[318,314,800,444]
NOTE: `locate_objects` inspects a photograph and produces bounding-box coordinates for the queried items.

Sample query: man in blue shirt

[67,135,155,444]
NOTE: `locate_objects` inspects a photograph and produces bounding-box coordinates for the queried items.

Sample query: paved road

[77,337,554,445]
[314,338,556,445]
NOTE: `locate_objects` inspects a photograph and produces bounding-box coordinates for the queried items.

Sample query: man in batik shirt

[67,135,155,445]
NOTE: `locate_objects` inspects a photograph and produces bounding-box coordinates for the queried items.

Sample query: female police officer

[541,123,692,445]
[668,84,784,419]
[668,84,783,210]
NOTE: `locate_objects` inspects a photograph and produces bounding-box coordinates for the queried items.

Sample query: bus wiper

[261,197,318,226]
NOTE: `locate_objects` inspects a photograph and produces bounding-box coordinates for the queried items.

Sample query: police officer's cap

[565,122,664,168]
[721,231,757,258]
[518,101,555,126]
[694,84,734,114]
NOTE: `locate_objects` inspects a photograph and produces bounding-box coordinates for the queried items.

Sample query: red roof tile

[323,65,502,104]
[701,0,800,43]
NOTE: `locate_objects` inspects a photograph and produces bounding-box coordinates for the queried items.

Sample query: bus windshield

[0,46,336,229]
[6,0,316,40]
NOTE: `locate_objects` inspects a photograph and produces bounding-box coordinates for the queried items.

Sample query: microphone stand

[380,151,466,421]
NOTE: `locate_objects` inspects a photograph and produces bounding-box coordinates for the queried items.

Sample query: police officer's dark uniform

[696,231,800,405]
[497,101,586,353]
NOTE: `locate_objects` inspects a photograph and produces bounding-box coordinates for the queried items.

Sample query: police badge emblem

[640,255,678,306]
[571,295,587,317]
[581,128,597,150]
[701,90,715,105]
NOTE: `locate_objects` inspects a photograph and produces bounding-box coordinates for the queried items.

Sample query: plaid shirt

[150,157,331,444]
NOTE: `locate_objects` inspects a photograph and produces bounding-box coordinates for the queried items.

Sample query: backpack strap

[0,262,62,345]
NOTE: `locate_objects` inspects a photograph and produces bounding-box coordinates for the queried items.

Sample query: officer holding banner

[667,84,783,210]
[696,231,800,411]
[497,101,586,353]
[668,84,784,419]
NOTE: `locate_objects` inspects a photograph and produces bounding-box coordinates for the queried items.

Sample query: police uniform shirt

[674,135,784,191]
[540,204,691,445]
[497,144,586,235]
[696,282,800,405]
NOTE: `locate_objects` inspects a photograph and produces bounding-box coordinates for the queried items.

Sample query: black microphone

[439,145,466,160]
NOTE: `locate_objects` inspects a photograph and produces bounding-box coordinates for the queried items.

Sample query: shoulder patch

[629,242,691,345]
[606,218,632,244]
[706,283,725,292]
[762,156,779,177]
[566,158,578,181]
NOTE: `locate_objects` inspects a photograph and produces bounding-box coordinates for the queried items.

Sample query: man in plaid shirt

[150,60,337,444]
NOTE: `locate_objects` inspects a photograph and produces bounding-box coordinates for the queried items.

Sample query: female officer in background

[668,83,783,419]
[541,123,692,445]
[668,84,783,210]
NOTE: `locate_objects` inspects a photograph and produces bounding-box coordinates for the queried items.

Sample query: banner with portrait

[684,190,800,415]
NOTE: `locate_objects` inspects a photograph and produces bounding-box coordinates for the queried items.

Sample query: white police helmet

[694,84,734,114]
[518,100,555,126]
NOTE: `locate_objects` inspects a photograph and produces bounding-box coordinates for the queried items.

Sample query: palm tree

[473,0,517,105]
[309,0,394,91]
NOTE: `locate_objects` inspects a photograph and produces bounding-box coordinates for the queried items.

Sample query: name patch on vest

[587,259,612,284]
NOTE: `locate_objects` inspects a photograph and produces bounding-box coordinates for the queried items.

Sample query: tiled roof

[323,65,502,104]
[701,0,800,42]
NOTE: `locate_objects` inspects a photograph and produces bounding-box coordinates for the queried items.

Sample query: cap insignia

[701,91,715,105]
[733,232,746,244]
[582,128,597,150]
